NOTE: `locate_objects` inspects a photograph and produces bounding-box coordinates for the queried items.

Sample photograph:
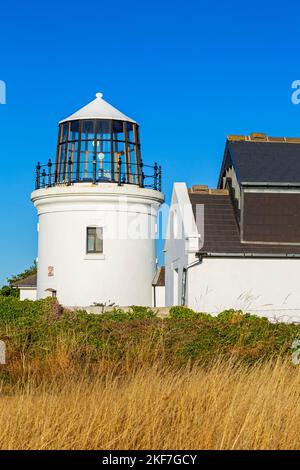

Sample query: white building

[13,273,37,301]
[152,266,165,307]
[31,93,164,307]
[165,133,300,322]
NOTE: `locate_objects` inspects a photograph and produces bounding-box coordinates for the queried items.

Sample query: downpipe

[181,253,204,306]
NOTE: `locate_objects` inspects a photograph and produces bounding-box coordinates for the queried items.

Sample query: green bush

[96,306,157,321]
[217,309,243,321]
[169,306,197,318]
[0,296,44,324]
[217,309,269,325]
[169,306,214,321]
[0,297,300,368]
[129,306,157,318]
[0,286,19,298]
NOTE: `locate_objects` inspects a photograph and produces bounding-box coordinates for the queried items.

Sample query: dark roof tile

[189,193,300,255]
[12,273,37,288]
[228,140,300,183]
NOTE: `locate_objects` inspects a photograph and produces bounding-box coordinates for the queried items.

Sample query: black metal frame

[35,158,161,191]
[35,118,162,192]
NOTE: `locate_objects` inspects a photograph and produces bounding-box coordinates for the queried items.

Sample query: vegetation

[1,359,300,450]
[0,298,299,368]
[0,260,37,298]
[6,260,37,285]
[0,285,19,298]
[0,297,300,449]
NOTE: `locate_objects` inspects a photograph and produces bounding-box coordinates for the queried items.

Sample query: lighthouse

[31,93,164,307]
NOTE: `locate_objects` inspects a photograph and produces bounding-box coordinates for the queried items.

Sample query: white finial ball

[96,92,103,99]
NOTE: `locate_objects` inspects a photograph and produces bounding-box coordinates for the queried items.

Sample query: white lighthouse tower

[31,93,164,307]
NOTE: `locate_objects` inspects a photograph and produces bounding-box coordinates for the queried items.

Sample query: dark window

[86,227,103,253]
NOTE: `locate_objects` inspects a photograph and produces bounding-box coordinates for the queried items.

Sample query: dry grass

[1,358,300,450]
[1,300,299,449]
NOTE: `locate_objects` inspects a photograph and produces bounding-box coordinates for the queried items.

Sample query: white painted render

[19,288,37,301]
[31,183,164,307]
[186,257,300,322]
[165,182,300,322]
[164,183,201,307]
[152,285,165,307]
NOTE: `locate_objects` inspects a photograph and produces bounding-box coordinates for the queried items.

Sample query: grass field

[0,297,300,450]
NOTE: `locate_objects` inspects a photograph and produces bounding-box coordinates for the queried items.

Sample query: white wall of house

[164,183,201,307]
[20,288,37,301]
[165,182,300,322]
[32,183,164,307]
[186,257,300,322]
[152,285,165,307]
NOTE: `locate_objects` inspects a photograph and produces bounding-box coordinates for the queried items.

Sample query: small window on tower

[86,227,103,253]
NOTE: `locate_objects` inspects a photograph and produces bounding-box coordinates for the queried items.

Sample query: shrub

[129,306,157,318]
[169,306,214,321]
[169,306,196,318]
[0,296,44,325]
[0,297,300,370]
[217,309,269,325]
[99,306,157,321]
[217,309,244,322]
[0,286,19,298]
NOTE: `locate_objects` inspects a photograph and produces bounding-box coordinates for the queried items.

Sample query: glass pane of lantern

[112,120,124,141]
[126,122,134,143]
[129,144,137,184]
[97,140,112,181]
[98,140,110,161]
[113,141,125,181]
[60,123,68,143]
[59,144,67,181]
[134,124,140,145]
[80,149,94,180]
[70,121,80,141]
[95,120,110,140]
[67,144,77,181]
[82,120,94,140]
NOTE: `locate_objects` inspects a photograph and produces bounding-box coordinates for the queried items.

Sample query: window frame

[86,226,103,254]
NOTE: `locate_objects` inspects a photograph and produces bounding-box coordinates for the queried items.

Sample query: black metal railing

[35,157,162,191]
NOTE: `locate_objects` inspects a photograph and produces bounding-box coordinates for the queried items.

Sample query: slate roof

[12,273,37,288]
[189,191,300,256]
[226,140,300,184]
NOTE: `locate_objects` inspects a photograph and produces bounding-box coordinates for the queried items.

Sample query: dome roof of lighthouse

[59,93,137,124]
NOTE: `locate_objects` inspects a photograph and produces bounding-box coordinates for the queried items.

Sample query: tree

[7,260,37,285]
[0,285,19,297]
[0,261,37,297]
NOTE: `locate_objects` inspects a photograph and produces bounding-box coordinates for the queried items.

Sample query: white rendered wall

[20,288,37,301]
[186,257,300,322]
[164,183,201,307]
[164,183,300,322]
[31,183,164,307]
[152,286,165,307]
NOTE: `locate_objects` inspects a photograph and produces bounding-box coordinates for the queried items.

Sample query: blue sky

[1,0,300,284]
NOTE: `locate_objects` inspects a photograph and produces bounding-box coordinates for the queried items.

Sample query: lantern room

[35,93,161,191]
